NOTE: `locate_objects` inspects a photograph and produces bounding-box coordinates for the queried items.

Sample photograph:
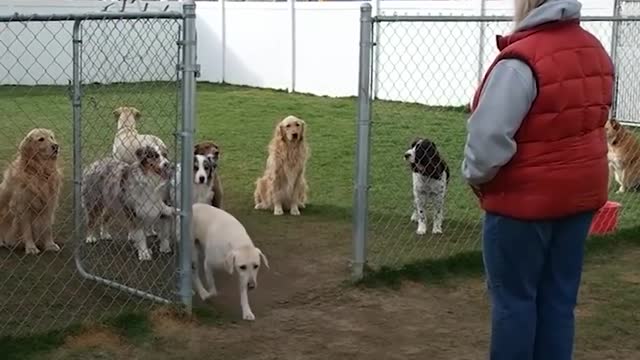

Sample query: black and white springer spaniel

[404,138,449,235]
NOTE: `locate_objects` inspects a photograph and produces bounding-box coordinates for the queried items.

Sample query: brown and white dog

[605,118,640,193]
[254,115,309,216]
[194,141,224,208]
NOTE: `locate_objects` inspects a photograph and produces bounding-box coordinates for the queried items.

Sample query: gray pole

[477,0,486,85]
[352,3,373,281]
[179,0,198,313]
[610,0,621,118]
[372,0,380,99]
[72,19,83,275]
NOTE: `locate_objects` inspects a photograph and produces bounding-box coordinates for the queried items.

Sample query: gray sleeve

[461,59,537,186]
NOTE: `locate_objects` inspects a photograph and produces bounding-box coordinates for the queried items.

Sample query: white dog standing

[190,203,269,321]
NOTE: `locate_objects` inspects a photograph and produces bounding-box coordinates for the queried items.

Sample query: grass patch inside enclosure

[0,326,81,360]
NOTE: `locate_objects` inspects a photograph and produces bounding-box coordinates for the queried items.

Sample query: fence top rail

[0,11,184,23]
[374,15,640,23]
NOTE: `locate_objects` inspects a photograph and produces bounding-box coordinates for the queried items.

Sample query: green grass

[0,326,81,360]
[0,311,151,360]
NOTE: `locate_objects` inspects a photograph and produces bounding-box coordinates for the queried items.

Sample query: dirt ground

[38,208,640,360]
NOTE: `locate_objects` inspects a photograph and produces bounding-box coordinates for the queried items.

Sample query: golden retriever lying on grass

[0,128,63,255]
[254,115,309,216]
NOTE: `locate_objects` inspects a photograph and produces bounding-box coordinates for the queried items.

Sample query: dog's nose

[292,133,298,139]
[52,144,59,152]
[403,153,410,159]
[198,175,205,183]
[247,281,256,291]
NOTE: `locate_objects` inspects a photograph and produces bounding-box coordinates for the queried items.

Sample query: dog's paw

[101,232,113,241]
[242,311,256,321]
[25,244,40,255]
[273,208,284,216]
[44,242,61,252]
[432,227,443,235]
[159,243,172,254]
[138,249,153,261]
[290,207,301,216]
[616,187,625,194]
[85,235,98,244]
[197,289,211,301]
[205,288,218,299]
[416,224,427,236]
[254,203,267,210]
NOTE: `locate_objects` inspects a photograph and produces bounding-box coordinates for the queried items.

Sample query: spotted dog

[404,138,449,235]
[82,145,176,261]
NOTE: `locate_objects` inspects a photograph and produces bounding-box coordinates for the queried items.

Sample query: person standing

[461,0,615,359]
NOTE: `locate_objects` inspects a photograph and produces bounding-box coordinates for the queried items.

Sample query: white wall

[0,1,183,85]
[194,0,623,108]
[0,0,633,110]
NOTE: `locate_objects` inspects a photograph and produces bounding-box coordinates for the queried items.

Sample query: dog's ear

[224,250,236,275]
[205,157,215,176]
[609,118,621,130]
[135,146,149,162]
[256,248,269,270]
[18,133,35,159]
[274,123,286,141]
[298,119,306,140]
[131,107,141,121]
[113,107,123,120]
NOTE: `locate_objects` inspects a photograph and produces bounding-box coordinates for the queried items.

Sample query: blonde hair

[514,0,547,28]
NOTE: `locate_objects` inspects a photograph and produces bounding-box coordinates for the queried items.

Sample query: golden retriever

[605,118,640,193]
[0,128,63,254]
[254,115,309,216]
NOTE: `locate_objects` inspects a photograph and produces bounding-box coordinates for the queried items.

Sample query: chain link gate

[0,2,196,337]
[352,3,640,278]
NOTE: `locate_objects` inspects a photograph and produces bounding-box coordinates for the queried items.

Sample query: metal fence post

[477,0,487,84]
[72,19,83,275]
[180,0,198,313]
[610,0,622,118]
[220,0,226,83]
[372,0,380,99]
[289,0,296,92]
[352,3,373,281]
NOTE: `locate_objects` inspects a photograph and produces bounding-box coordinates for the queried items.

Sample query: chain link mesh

[366,17,640,270]
[0,14,183,337]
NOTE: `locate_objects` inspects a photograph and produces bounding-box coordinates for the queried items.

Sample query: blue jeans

[482,211,594,360]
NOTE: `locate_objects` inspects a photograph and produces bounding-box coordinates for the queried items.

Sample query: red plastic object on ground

[589,201,622,235]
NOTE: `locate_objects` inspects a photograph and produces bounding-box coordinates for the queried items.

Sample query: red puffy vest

[471,20,614,220]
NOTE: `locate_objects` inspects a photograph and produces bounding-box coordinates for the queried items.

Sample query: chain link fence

[0,4,197,337]
[352,3,640,276]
